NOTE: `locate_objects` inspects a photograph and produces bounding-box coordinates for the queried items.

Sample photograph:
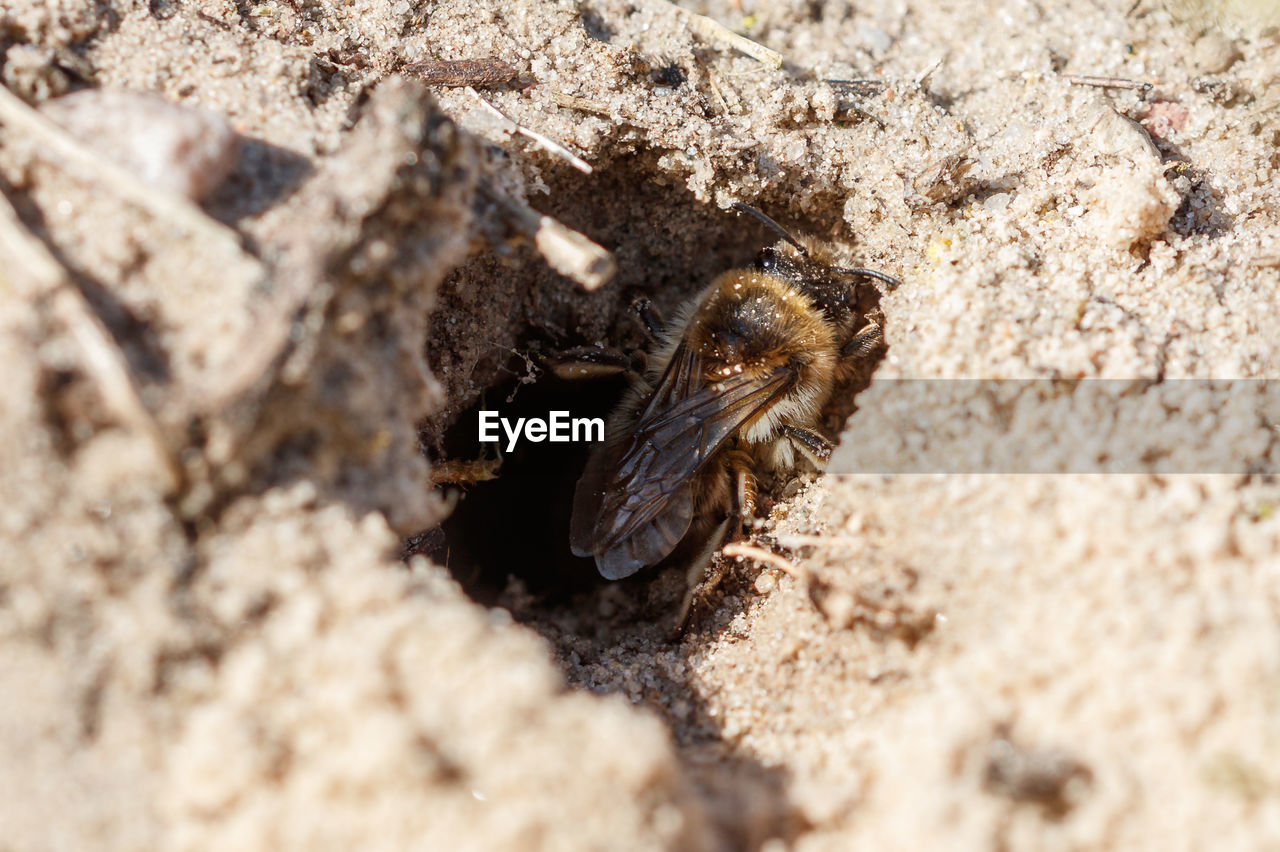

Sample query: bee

[568,205,899,583]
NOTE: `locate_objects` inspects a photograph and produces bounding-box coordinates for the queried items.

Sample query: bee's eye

[756,247,778,271]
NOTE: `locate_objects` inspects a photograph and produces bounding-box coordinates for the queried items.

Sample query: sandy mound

[1,0,1278,849]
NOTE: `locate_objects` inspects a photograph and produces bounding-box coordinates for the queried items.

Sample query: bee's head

[752,239,831,285]
[733,204,900,323]
[749,240,851,326]
[753,243,799,278]
[750,235,899,330]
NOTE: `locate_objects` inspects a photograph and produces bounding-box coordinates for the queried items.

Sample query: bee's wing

[637,340,700,420]
[574,348,795,579]
[570,437,622,556]
[570,342,700,562]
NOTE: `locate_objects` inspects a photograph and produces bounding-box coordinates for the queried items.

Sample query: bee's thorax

[663,269,838,444]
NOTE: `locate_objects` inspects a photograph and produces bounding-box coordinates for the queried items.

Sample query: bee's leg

[781,425,834,466]
[668,454,757,639]
[841,320,885,361]
[727,450,759,528]
[429,457,503,486]
[543,346,644,382]
[632,296,665,343]
[668,518,733,640]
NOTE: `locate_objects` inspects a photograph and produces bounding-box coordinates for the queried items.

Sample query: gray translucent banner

[831,380,1280,474]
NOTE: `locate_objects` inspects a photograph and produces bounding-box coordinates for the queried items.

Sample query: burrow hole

[413,158,889,623]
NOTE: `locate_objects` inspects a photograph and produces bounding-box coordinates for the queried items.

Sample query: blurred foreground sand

[1,0,1278,848]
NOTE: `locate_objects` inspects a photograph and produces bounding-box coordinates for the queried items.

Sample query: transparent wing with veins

[571,343,796,579]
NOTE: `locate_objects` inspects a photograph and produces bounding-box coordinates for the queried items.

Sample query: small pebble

[1193,31,1242,74]
[811,86,838,122]
[819,589,856,629]
[39,89,241,201]
[856,24,893,56]
[983,192,1012,212]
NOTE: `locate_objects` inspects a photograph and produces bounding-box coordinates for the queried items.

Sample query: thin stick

[534,218,615,289]
[403,58,517,88]
[0,190,179,489]
[470,89,593,174]
[0,84,246,247]
[649,0,783,70]
[0,197,63,296]
[477,181,615,289]
[550,91,617,118]
[694,53,735,114]
[721,542,807,580]
[1059,73,1153,94]
[825,79,888,98]
[915,57,943,88]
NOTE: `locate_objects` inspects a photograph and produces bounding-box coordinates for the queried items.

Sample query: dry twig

[722,542,809,580]
[0,190,179,489]
[1058,73,1153,94]
[470,89,593,174]
[478,181,616,290]
[825,79,888,98]
[551,91,616,118]
[694,53,737,114]
[403,58,518,87]
[648,0,783,69]
[915,58,944,88]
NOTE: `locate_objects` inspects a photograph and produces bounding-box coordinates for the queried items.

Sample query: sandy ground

[2,0,1279,849]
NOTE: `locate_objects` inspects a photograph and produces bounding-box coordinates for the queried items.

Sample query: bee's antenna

[730,202,808,255]
[832,266,901,290]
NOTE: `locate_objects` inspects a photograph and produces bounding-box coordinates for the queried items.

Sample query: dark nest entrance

[419,367,629,602]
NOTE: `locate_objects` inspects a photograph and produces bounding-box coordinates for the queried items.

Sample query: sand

[1,0,1279,848]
